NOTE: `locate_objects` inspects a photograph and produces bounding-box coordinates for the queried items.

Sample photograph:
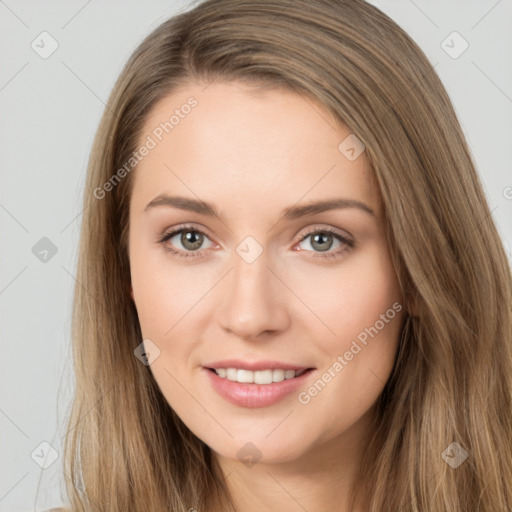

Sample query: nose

[217,249,290,340]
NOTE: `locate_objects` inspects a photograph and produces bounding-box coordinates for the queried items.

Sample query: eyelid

[295,223,352,242]
[158,223,216,242]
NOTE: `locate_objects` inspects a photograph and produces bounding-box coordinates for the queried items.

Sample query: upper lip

[203,359,313,371]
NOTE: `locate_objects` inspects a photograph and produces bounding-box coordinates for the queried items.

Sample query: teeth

[213,368,306,384]
[226,368,237,380]
[284,370,296,379]
[272,370,285,382]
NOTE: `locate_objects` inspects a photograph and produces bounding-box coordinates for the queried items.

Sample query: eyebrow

[144,194,375,220]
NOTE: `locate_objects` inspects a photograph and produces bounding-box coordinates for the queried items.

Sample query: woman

[59,0,512,510]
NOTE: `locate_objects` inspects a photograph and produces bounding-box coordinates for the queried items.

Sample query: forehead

[130,81,381,219]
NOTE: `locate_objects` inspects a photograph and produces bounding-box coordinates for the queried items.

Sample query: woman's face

[128,81,404,465]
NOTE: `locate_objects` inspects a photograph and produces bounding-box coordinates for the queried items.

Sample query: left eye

[294,227,354,260]
[297,230,341,252]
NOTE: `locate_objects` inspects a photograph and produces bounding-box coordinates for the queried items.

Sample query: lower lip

[203,368,315,408]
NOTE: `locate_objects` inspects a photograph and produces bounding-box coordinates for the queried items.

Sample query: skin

[128,81,405,512]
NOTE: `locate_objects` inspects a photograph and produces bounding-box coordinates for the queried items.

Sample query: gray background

[1,0,511,510]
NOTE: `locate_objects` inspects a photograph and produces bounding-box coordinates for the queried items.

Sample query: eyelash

[156,224,354,261]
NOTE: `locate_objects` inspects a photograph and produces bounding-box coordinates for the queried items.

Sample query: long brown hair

[64,0,512,510]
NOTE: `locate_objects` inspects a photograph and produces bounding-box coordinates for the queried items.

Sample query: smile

[204,367,315,408]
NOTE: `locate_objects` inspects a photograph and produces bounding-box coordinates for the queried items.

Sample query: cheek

[129,240,209,339]
[293,244,403,410]
[288,242,402,344]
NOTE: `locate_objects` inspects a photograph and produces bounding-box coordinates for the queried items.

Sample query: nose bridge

[217,243,288,338]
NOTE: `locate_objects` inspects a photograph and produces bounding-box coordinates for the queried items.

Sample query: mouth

[203,364,316,408]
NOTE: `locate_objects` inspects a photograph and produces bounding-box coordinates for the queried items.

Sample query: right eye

[157,225,215,259]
